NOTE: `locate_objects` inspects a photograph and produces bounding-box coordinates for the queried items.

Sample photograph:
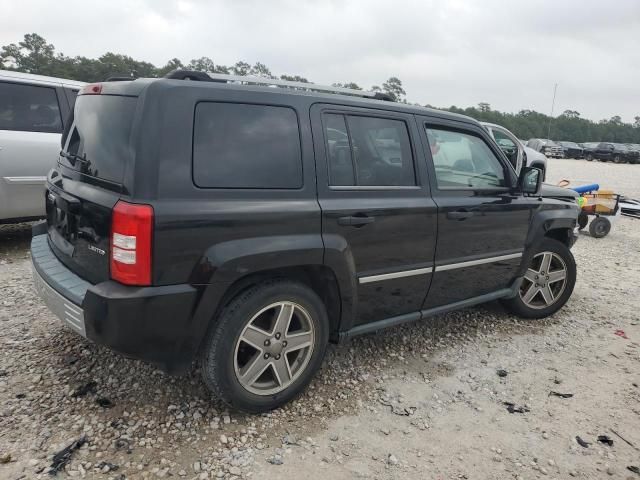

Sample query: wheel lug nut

[282,341,287,347]
[264,340,270,346]
[264,353,270,359]
[535,275,539,280]
[275,333,281,339]
[546,276,549,280]
[275,354,281,360]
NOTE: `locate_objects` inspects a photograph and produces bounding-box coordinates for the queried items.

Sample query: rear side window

[62,95,136,184]
[193,103,302,189]
[323,113,416,187]
[0,81,62,133]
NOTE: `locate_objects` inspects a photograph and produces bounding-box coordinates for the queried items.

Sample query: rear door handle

[338,215,375,226]
[447,210,474,220]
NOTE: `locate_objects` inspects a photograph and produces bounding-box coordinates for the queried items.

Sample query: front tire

[586,154,593,162]
[502,238,576,319]
[200,280,329,412]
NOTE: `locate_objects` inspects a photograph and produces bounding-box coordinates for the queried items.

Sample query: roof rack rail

[162,69,394,101]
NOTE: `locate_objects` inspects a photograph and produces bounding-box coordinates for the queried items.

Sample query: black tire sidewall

[201,281,329,413]
[589,217,611,238]
[503,238,576,319]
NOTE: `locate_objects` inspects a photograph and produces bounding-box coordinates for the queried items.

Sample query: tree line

[444,104,640,144]
[2,34,639,144]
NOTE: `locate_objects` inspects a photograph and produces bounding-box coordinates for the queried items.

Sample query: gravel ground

[1,159,639,480]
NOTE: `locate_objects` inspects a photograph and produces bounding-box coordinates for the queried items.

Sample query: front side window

[323,113,416,187]
[426,127,507,189]
[0,81,62,133]
[193,103,302,189]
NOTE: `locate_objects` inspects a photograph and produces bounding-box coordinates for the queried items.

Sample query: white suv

[0,70,84,223]
[481,122,547,180]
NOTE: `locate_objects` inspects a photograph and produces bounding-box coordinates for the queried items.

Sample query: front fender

[520,203,578,276]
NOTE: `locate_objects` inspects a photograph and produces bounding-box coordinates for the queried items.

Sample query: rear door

[418,117,535,308]
[311,104,437,327]
[0,80,65,220]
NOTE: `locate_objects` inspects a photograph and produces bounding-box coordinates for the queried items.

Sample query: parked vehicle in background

[0,70,84,224]
[581,142,599,160]
[557,141,584,159]
[586,142,639,164]
[526,139,565,158]
[481,122,547,179]
[31,71,579,412]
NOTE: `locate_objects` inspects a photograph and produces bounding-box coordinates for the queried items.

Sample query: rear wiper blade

[60,150,89,166]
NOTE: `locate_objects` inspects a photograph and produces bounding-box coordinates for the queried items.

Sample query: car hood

[540,183,579,201]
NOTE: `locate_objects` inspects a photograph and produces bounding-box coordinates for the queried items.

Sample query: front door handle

[338,215,375,227]
[447,209,474,220]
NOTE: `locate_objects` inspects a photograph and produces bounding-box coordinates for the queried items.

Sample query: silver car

[481,122,548,179]
[0,70,84,223]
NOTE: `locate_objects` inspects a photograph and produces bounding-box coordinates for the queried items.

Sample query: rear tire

[613,155,622,164]
[502,238,576,319]
[586,154,593,162]
[200,280,329,412]
[589,216,611,238]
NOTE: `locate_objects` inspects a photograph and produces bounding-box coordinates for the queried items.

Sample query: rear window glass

[0,81,62,133]
[62,95,136,184]
[193,102,302,189]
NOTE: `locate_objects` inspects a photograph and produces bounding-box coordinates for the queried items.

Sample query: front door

[418,118,535,309]
[311,104,437,327]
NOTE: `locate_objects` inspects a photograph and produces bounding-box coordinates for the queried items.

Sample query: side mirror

[519,166,542,195]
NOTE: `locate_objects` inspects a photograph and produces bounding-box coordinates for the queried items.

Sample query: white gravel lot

[0,158,639,480]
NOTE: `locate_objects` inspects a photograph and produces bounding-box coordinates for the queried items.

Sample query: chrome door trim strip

[3,176,47,185]
[435,252,523,272]
[359,267,433,284]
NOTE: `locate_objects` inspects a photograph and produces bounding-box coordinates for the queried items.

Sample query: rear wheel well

[215,266,342,339]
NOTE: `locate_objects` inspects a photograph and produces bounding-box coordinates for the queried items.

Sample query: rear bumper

[31,233,200,373]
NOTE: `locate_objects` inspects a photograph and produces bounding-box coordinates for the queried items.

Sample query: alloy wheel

[234,302,315,395]
[519,251,568,309]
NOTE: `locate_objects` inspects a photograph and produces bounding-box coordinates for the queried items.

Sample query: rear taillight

[110,201,153,286]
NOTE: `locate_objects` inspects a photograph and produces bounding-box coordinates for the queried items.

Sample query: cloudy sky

[2,0,639,122]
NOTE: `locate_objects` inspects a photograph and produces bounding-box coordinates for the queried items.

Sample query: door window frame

[418,117,517,196]
[314,104,426,193]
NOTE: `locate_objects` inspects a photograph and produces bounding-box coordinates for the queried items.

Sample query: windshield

[61,95,136,184]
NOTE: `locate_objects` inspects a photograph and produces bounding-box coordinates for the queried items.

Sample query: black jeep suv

[31,71,579,412]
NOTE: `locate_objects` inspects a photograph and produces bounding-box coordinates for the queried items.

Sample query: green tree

[382,77,405,101]
[561,110,580,119]
[333,82,362,90]
[187,56,215,72]
[250,62,274,78]
[1,33,56,74]
[231,61,251,76]
[157,58,184,77]
[478,102,491,113]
